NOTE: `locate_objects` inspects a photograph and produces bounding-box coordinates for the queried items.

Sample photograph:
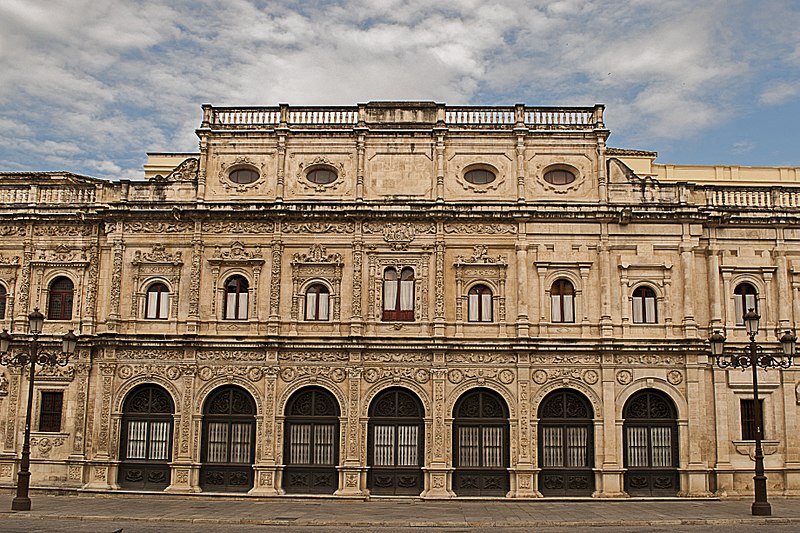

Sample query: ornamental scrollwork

[210,241,263,262]
[291,244,342,264]
[117,349,184,360]
[197,350,265,362]
[132,244,183,265]
[444,223,516,235]
[203,221,275,234]
[197,365,265,382]
[362,367,430,384]
[36,245,87,263]
[362,351,433,363]
[278,351,349,362]
[279,366,346,383]
[282,221,355,234]
[455,245,507,265]
[446,368,514,384]
[447,352,516,364]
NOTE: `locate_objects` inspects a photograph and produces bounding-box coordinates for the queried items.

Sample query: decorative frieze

[444,223,516,234]
[278,351,348,362]
[197,365,265,382]
[279,366,346,383]
[124,222,192,233]
[197,350,264,362]
[362,367,430,384]
[282,221,354,234]
[117,349,184,360]
[362,351,433,363]
[203,221,275,234]
[446,352,516,364]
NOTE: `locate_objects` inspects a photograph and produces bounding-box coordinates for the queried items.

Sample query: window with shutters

[550,279,575,323]
[382,267,415,321]
[734,283,758,326]
[632,285,657,324]
[47,276,74,320]
[304,283,330,321]
[144,282,170,320]
[741,399,764,440]
[467,284,493,322]
[38,391,63,432]
[223,275,249,320]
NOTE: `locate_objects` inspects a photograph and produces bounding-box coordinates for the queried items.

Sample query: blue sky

[1,0,798,180]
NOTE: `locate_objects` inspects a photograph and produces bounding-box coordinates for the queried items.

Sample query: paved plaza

[3,492,800,530]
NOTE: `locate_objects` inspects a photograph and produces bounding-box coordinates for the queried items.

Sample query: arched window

[383,267,414,321]
[452,389,509,496]
[734,282,758,325]
[200,386,256,492]
[119,385,174,490]
[283,387,340,494]
[47,277,74,320]
[0,284,6,320]
[145,283,170,320]
[304,284,330,321]
[468,285,493,322]
[538,389,594,496]
[224,275,249,320]
[550,279,575,323]
[623,389,679,496]
[632,286,657,324]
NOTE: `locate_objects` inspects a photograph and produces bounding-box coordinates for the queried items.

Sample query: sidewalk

[3,493,800,528]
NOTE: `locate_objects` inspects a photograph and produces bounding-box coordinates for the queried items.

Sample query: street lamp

[709,309,796,516]
[0,308,78,511]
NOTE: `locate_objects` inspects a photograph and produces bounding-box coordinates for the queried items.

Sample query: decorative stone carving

[290,244,344,322]
[117,349,183,360]
[667,370,683,385]
[296,156,346,192]
[203,221,275,234]
[363,222,434,251]
[362,351,433,363]
[582,369,599,385]
[218,156,264,192]
[36,245,87,264]
[133,244,183,265]
[35,365,75,381]
[0,373,7,396]
[531,353,601,365]
[197,350,264,362]
[197,365,266,381]
[613,353,682,366]
[282,221,355,234]
[210,241,263,263]
[616,369,633,385]
[124,222,192,233]
[363,367,430,384]
[446,352,516,364]
[31,436,65,457]
[444,223,516,234]
[279,351,349,362]
[158,157,198,182]
[533,369,548,384]
[279,366,346,383]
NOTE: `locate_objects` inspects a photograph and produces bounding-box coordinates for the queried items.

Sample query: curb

[4,512,800,528]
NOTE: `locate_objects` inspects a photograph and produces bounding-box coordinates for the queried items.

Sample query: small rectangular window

[741,399,764,440]
[39,391,63,432]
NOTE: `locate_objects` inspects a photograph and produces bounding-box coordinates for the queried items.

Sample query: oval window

[307,168,338,185]
[543,169,576,185]
[464,169,496,185]
[229,168,260,184]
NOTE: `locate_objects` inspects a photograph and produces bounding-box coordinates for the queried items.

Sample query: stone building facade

[1,102,800,498]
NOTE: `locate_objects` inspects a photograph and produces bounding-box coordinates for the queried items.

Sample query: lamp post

[0,308,78,511]
[709,309,796,516]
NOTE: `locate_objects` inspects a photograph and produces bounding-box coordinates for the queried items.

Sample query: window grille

[39,391,63,432]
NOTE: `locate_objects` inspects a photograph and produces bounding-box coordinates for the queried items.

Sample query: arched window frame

[304,282,331,321]
[550,279,575,323]
[144,281,170,320]
[733,282,758,326]
[382,267,415,321]
[223,275,250,320]
[467,283,493,322]
[47,276,74,321]
[631,284,658,324]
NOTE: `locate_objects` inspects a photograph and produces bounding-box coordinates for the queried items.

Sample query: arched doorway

[623,389,679,496]
[200,385,256,492]
[452,388,509,496]
[538,389,594,496]
[282,387,340,494]
[367,388,424,495]
[118,385,174,490]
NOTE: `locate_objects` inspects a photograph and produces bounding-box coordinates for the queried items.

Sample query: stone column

[167,363,200,493]
[516,235,530,337]
[251,366,281,496]
[599,230,613,336]
[684,358,712,496]
[85,362,117,490]
[598,365,625,496]
[275,104,288,201]
[514,104,527,202]
[422,367,454,497]
[66,358,91,487]
[186,223,203,334]
[680,237,697,338]
[433,236,446,337]
[775,232,791,330]
[337,366,367,495]
[707,231,722,329]
[512,357,538,496]
[268,239,283,335]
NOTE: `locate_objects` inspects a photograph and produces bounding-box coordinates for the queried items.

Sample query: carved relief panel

[454,245,508,329]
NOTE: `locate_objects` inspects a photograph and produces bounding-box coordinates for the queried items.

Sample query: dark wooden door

[538,389,595,496]
[283,387,340,494]
[368,388,424,495]
[623,390,679,496]
[452,389,509,496]
[119,385,174,490]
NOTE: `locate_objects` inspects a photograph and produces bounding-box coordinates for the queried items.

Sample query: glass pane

[149,421,171,460]
[230,422,252,463]
[290,423,311,464]
[482,426,503,467]
[645,297,656,323]
[468,293,479,321]
[563,295,574,322]
[566,426,587,467]
[650,426,673,467]
[632,296,643,323]
[551,295,561,322]
[226,293,237,320]
[159,291,169,319]
[458,426,480,467]
[127,420,148,460]
[397,425,418,466]
[542,426,563,467]
[481,292,492,321]
[318,292,329,321]
[207,422,229,462]
[373,425,394,466]
[383,281,398,311]
[147,291,159,319]
[627,426,649,467]
[314,424,335,465]
[400,280,414,311]
[305,292,317,320]
[237,292,249,319]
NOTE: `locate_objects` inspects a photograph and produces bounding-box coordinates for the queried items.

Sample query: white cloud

[0,0,798,178]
